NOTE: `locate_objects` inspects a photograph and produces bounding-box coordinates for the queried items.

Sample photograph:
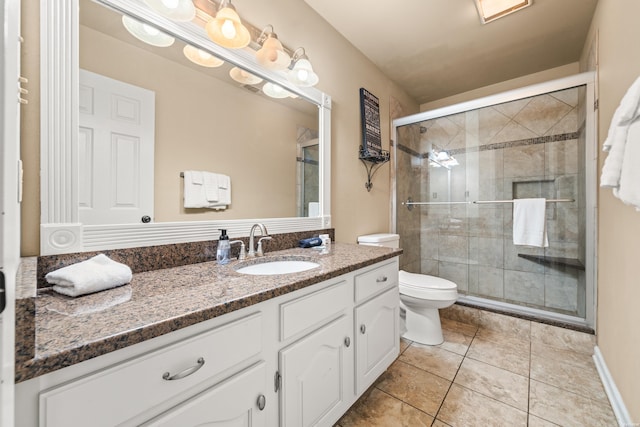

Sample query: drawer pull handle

[360,324,366,334]
[344,336,351,347]
[376,276,388,283]
[257,394,266,411]
[162,357,205,381]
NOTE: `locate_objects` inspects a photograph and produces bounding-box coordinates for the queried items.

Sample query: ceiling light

[183,45,224,67]
[205,0,250,49]
[229,67,263,85]
[256,25,291,71]
[474,0,531,24]
[122,15,175,47]
[143,0,196,22]
[288,48,319,87]
[263,82,290,99]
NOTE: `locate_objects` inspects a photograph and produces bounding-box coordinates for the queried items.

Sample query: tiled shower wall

[396,87,586,317]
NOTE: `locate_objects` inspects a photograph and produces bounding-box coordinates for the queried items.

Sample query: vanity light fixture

[205,0,251,49]
[122,15,175,47]
[183,44,224,67]
[263,82,290,99]
[474,0,531,24]
[143,0,196,22]
[256,25,291,71]
[229,66,263,85]
[288,48,319,87]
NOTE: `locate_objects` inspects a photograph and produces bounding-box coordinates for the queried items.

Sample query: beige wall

[582,0,640,421]
[420,63,580,111]
[19,0,419,255]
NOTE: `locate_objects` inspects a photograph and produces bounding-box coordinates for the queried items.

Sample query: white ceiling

[304,0,598,104]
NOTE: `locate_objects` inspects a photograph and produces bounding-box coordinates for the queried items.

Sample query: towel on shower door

[513,198,549,247]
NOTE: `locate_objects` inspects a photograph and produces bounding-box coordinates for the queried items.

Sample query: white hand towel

[513,198,549,248]
[206,175,231,210]
[46,254,133,297]
[203,172,220,202]
[184,170,208,208]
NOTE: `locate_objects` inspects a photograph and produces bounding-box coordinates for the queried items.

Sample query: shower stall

[393,74,597,329]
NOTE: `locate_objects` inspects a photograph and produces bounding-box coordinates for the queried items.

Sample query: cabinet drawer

[141,362,267,427]
[354,260,398,304]
[280,280,349,341]
[40,312,263,427]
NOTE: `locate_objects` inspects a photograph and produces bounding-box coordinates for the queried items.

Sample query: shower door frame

[392,72,597,329]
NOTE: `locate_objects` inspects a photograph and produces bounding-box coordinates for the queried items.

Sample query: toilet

[357,233,458,345]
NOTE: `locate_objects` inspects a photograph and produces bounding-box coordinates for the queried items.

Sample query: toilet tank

[357,233,400,249]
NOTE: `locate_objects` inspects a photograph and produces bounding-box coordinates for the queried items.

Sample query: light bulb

[221,19,236,39]
[197,49,211,60]
[296,69,309,81]
[142,24,160,36]
[161,0,179,9]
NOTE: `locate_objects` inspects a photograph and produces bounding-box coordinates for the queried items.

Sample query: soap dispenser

[216,229,231,265]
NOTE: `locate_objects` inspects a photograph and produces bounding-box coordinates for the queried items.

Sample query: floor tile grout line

[431,325,479,423]
[371,386,438,421]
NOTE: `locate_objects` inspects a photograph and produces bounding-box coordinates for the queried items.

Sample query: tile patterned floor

[336,305,617,427]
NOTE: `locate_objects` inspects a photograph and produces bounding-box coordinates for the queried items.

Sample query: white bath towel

[613,121,640,210]
[601,76,640,188]
[513,198,549,248]
[46,254,133,297]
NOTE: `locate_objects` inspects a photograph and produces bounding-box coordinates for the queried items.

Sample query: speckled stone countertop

[15,243,401,383]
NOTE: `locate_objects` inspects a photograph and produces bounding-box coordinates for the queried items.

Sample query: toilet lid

[399,270,457,290]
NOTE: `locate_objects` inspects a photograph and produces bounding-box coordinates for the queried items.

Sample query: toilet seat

[399,270,458,300]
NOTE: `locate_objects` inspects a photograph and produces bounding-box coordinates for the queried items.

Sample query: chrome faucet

[248,223,271,257]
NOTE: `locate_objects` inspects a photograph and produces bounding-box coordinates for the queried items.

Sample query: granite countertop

[15,243,402,382]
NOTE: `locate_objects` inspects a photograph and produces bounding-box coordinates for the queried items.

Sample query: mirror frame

[40,0,332,255]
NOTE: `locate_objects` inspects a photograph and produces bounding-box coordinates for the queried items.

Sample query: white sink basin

[234,259,320,275]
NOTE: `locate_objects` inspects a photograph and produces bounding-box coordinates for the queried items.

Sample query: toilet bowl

[357,233,459,346]
[398,270,458,345]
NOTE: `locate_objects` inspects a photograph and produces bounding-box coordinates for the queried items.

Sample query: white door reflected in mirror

[78,70,155,225]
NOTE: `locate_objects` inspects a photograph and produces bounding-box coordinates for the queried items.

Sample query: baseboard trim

[593,346,633,426]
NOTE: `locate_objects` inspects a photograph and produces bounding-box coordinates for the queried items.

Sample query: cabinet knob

[360,324,366,334]
[162,357,205,381]
[344,336,351,347]
[257,394,266,411]
[376,276,388,283]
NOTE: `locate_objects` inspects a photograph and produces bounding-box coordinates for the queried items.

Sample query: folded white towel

[513,198,549,248]
[203,172,220,202]
[183,171,207,208]
[601,76,640,188]
[183,171,231,209]
[613,121,640,210]
[46,254,133,297]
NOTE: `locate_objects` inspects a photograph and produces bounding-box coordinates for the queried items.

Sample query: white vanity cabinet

[353,261,400,395]
[277,279,354,427]
[279,315,352,427]
[20,257,400,427]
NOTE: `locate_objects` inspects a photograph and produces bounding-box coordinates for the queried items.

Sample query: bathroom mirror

[40,0,332,255]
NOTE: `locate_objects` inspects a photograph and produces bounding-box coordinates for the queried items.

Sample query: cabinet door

[279,315,352,427]
[141,362,267,427]
[355,287,399,395]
